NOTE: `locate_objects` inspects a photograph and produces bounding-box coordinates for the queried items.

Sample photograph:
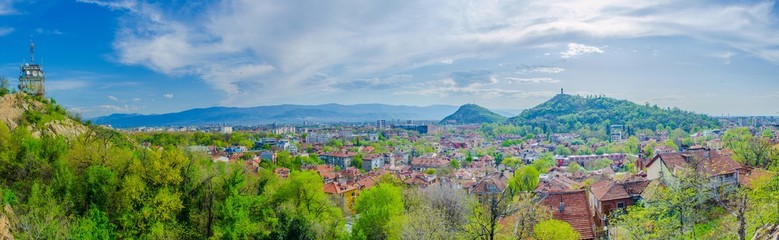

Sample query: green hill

[507,94,719,132]
[440,104,507,124]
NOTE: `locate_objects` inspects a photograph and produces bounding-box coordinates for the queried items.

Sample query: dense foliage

[507,94,720,133]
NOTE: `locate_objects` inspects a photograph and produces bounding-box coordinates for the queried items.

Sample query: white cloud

[711,51,736,64]
[396,78,556,99]
[163,93,173,99]
[505,77,561,84]
[132,97,142,102]
[107,95,118,101]
[440,59,454,64]
[0,27,13,36]
[0,0,16,16]
[560,43,604,59]
[84,0,779,106]
[97,104,141,112]
[514,65,565,74]
[46,80,89,91]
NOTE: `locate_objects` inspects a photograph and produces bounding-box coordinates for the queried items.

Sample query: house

[588,178,650,225]
[274,168,290,179]
[410,157,449,171]
[540,190,597,240]
[402,172,439,188]
[536,174,582,193]
[519,149,541,164]
[319,151,355,169]
[645,148,742,190]
[362,154,386,171]
[341,167,362,182]
[468,155,496,169]
[323,182,358,213]
[259,151,275,162]
[468,174,509,203]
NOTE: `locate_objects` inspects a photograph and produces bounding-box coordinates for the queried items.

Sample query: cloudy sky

[0,0,778,117]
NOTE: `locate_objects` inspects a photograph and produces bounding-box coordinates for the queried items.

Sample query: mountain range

[91,104,462,128]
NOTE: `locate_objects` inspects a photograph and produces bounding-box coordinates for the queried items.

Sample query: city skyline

[1,0,778,118]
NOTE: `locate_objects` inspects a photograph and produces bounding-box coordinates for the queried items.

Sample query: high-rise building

[18,40,45,97]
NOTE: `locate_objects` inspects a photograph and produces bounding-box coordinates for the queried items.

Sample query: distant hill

[91,103,459,128]
[440,104,507,125]
[507,94,720,132]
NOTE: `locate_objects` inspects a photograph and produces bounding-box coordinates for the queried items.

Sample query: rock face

[0,94,25,130]
[0,205,13,240]
[754,224,779,240]
[0,93,87,138]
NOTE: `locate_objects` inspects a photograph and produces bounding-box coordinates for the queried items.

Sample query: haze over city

[1,0,778,118]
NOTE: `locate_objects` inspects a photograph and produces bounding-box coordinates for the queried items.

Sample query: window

[617,202,625,209]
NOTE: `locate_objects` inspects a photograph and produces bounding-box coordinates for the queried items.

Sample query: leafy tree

[762,129,775,139]
[274,171,345,239]
[723,127,778,168]
[354,184,405,240]
[585,158,613,171]
[351,154,363,170]
[275,150,292,168]
[502,157,522,170]
[450,159,460,169]
[531,153,556,173]
[533,219,579,240]
[508,166,539,194]
[71,208,116,239]
[0,76,9,96]
[568,162,583,173]
[555,145,572,156]
[84,165,117,211]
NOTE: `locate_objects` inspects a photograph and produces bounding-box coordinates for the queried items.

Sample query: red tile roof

[646,149,742,177]
[541,190,596,240]
[590,180,630,201]
[323,182,356,194]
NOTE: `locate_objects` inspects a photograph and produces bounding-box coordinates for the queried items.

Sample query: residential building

[588,178,650,225]
[319,151,355,169]
[410,157,449,171]
[323,182,358,213]
[540,190,597,240]
[645,148,742,190]
[362,154,386,171]
[468,174,509,203]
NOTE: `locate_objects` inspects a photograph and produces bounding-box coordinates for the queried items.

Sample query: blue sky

[1,0,778,118]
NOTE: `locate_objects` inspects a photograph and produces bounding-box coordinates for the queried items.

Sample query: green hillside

[507,94,720,132]
[440,104,507,124]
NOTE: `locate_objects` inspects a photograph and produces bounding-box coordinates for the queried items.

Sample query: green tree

[533,219,579,240]
[276,151,292,168]
[0,77,9,96]
[71,208,116,239]
[354,184,405,240]
[85,165,117,211]
[531,153,555,173]
[351,154,363,170]
[274,171,345,239]
[585,158,613,171]
[568,162,583,173]
[450,159,460,169]
[508,166,539,194]
[555,145,572,156]
[502,157,522,170]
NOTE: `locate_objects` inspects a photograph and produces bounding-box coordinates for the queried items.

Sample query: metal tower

[18,40,45,97]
